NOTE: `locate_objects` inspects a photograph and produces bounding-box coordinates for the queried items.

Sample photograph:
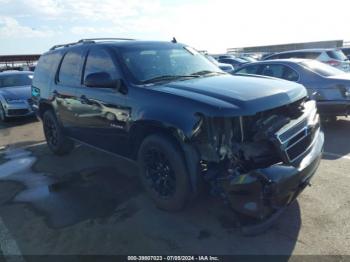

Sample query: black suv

[32,38,324,226]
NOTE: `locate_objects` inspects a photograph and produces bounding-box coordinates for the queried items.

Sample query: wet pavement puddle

[0,148,142,228]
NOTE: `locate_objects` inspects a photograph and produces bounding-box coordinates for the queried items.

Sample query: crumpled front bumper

[221,128,324,220]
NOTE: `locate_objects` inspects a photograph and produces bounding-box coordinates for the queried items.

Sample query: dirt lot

[0,117,350,257]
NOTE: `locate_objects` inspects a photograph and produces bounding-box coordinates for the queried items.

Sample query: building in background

[228,40,344,57]
[0,54,41,72]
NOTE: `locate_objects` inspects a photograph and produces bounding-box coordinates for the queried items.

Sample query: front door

[74,47,130,156]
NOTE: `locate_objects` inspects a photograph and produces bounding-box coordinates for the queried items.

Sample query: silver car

[263,48,350,72]
[0,71,34,122]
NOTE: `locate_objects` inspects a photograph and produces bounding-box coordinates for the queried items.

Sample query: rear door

[74,46,130,156]
[54,47,86,136]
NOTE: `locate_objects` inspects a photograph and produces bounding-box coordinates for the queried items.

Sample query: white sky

[0,0,349,55]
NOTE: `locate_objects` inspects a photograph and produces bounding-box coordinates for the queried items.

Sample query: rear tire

[0,103,8,122]
[43,110,74,155]
[137,134,191,211]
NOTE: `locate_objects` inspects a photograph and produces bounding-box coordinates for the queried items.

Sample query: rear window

[33,53,61,88]
[326,50,348,61]
[0,73,33,88]
[301,60,344,77]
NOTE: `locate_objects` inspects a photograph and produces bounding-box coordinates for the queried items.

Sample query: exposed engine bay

[191,98,323,221]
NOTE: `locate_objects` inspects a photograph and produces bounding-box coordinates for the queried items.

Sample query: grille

[7,109,30,116]
[276,119,319,163]
[27,98,34,106]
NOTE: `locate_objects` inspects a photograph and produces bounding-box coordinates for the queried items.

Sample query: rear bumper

[317,100,350,116]
[221,129,324,220]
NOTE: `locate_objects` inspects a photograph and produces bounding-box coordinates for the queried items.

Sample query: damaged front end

[191,98,324,220]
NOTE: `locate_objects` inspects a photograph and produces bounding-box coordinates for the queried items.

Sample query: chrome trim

[274,100,319,164]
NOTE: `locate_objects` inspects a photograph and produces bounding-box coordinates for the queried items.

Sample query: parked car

[341,47,350,60]
[239,55,257,63]
[216,56,248,68]
[233,59,350,120]
[263,48,350,72]
[32,39,323,231]
[205,55,234,73]
[0,71,35,122]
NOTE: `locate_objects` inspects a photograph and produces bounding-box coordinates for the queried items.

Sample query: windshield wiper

[141,75,200,84]
[191,70,225,76]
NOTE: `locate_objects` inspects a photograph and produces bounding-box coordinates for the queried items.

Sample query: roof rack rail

[78,38,135,42]
[49,41,83,51]
[49,38,135,51]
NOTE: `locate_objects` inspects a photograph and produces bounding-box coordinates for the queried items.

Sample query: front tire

[43,110,74,155]
[0,103,8,122]
[137,134,191,211]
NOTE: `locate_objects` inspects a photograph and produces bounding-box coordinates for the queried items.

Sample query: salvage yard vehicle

[233,59,350,120]
[205,55,234,73]
[0,70,35,122]
[263,48,350,72]
[32,38,324,231]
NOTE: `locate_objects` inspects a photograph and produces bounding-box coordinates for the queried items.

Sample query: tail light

[326,60,341,67]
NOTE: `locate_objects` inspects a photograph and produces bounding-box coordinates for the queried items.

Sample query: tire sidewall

[0,103,7,122]
[138,134,191,211]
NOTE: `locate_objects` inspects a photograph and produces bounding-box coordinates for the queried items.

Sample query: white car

[263,48,350,72]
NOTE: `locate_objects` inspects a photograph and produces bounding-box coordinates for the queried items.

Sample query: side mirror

[84,72,118,88]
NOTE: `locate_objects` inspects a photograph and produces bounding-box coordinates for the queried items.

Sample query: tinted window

[236,65,260,74]
[326,50,347,61]
[33,52,61,88]
[0,73,33,88]
[341,48,350,56]
[260,64,299,81]
[58,49,84,86]
[261,64,284,78]
[282,66,299,81]
[304,52,321,59]
[84,48,119,81]
[301,60,344,77]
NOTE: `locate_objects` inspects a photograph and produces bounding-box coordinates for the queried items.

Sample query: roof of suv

[47,39,185,53]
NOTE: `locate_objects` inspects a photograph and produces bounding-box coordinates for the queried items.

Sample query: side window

[305,52,321,59]
[282,66,299,82]
[84,48,119,82]
[260,64,284,78]
[33,52,61,88]
[236,65,260,74]
[58,49,84,86]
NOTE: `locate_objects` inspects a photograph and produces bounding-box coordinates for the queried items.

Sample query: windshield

[301,60,344,77]
[327,50,348,61]
[0,73,33,88]
[118,46,223,83]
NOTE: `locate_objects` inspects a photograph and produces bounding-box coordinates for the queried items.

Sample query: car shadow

[322,118,350,160]
[0,142,301,256]
[0,116,38,129]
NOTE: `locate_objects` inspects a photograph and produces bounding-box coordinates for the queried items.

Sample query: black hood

[153,75,307,115]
